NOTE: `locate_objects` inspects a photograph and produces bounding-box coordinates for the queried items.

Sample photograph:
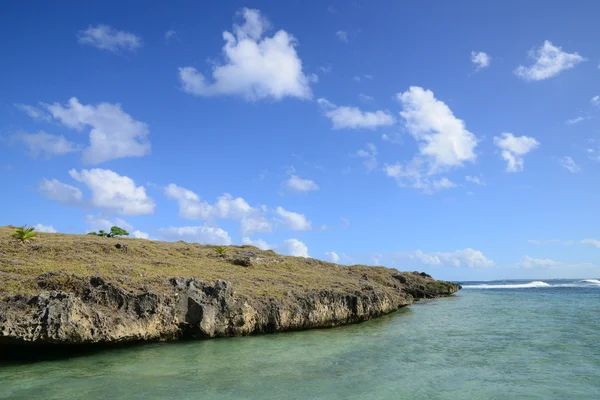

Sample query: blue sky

[1,0,599,281]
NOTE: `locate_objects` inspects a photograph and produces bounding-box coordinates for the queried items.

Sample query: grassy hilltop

[0,226,455,299]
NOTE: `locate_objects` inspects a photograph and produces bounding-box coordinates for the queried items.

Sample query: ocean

[1,279,599,399]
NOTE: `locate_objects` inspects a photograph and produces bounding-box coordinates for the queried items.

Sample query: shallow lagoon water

[2,279,600,399]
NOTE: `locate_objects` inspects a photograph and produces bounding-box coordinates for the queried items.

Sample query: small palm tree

[215,246,228,255]
[11,226,37,243]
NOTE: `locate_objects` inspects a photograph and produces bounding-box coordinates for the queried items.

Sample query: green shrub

[87,226,129,238]
[215,246,228,255]
[11,226,37,243]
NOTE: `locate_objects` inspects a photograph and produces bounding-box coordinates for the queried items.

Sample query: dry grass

[0,226,427,299]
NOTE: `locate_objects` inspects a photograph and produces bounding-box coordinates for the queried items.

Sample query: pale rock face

[0,272,460,345]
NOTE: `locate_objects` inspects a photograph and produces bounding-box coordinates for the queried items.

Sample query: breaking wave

[462,280,600,289]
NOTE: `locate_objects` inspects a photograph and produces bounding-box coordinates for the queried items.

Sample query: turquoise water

[1,279,600,399]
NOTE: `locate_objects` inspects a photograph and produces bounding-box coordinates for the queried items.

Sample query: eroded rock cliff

[0,271,460,345]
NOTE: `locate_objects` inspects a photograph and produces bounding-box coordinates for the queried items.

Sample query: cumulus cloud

[285,175,319,193]
[279,238,309,257]
[84,214,149,238]
[385,87,479,193]
[164,184,271,235]
[43,97,150,164]
[179,8,312,100]
[34,224,56,233]
[275,206,311,231]
[69,169,155,216]
[85,214,133,232]
[159,225,231,245]
[515,41,586,81]
[241,237,273,250]
[165,30,177,41]
[131,230,150,239]
[13,131,80,158]
[77,24,142,53]
[409,248,493,268]
[39,178,83,206]
[14,104,50,121]
[471,51,491,71]
[324,251,340,263]
[383,248,493,268]
[528,239,573,245]
[559,156,581,173]
[399,87,478,170]
[355,143,378,171]
[581,239,600,248]
[517,256,561,268]
[317,98,395,130]
[493,133,540,172]
[336,30,348,42]
[432,177,456,190]
[241,236,308,257]
[566,116,586,125]
[465,175,485,185]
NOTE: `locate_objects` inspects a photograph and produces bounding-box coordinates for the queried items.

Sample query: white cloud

[131,230,150,239]
[13,131,80,158]
[493,133,540,172]
[179,8,312,101]
[241,237,273,250]
[528,239,573,245]
[591,95,600,108]
[355,143,378,171]
[465,175,485,185]
[559,156,581,173]
[84,214,148,238]
[398,87,478,171]
[165,30,177,41]
[581,239,600,248]
[164,184,271,235]
[385,159,456,194]
[44,97,150,164]
[384,248,493,268]
[324,251,340,263]
[317,98,395,130]
[34,224,56,233]
[517,256,561,268]
[432,177,456,190]
[386,87,479,192]
[77,24,142,53]
[85,214,134,232]
[69,168,155,216]
[240,215,272,235]
[353,76,361,83]
[275,206,311,231]
[335,30,348,42]
[39,178,83,206]
[14,104,50,121]
[413,248,493,267]
[241,236,308,257]
[279,238,309,257]
[358,94,374,102]
[471,51,491,71]
[340,217,351,229]
[319,65,332,74]
[566,116,586,125]
[515,41,586,81]
[159,225,231,245]
[285,175,319,193]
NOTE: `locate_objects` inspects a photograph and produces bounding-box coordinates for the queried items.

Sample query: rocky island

[0,227,460,346]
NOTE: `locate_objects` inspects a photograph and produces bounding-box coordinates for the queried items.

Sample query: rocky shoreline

[0,271,460,346]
